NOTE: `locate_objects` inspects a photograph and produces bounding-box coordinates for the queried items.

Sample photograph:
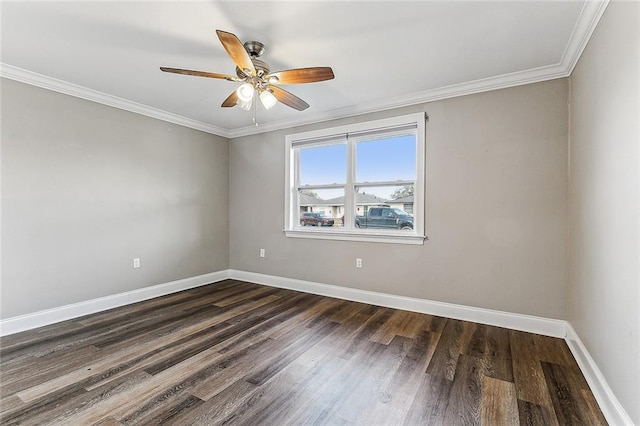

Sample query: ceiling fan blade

[160,67,239,81]
[267,85,310,111]
[266,67,335,84]
[221,90,238,108]
[216,30,255,77]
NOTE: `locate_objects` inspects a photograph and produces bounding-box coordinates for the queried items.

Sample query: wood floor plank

[0,344,101,397]
[249,343,350,423]
[427,314,448,334]
[163,378,257,425]
[58,343,238,424]
[541,361,607,425]
[370,309,424,344]
[403,372,453,425]
[118,391,204,425]
[0,320,86,357]
[260,297,345,339]
[171,314,346,424]
[0,395,25,417]
[480,376,519,426]
[245,321,340,387]
[210,337,351,424]
[140,300,299,376]
[211,284,277,307]
[2,370,153,426]
[187,311,338,401]
[91,417,123,426]
[465,324,513,382]
[534,333,575,366]
[443,353,486,425]
[426,318,476,381]
[103,291,307,391]
[229,305,400,424]
[331,305,395,361]
[0,280,607,425]
[332,336,412,423]
[517,399,557,426]
[509,329,556,410]
[240,304,400,425]
[368,330,440,424]
[582,388,608,424]
[282,339,392,425]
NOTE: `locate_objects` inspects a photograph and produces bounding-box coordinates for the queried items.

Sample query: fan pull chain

[252,96,258,127]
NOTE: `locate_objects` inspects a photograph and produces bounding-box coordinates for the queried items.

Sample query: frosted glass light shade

[237,98,252,111]
[259,89,277,110]
[236,83,255,102]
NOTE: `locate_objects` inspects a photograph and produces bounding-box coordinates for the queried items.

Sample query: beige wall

[568,1,639,423]
[1,79,230,318]
[230,79,569,319]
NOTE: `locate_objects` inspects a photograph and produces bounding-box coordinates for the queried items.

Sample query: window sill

[284,228,426,245]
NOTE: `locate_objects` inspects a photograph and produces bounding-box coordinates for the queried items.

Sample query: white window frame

[284,112,427,245]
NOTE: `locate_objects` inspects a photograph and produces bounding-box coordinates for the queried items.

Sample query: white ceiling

[0,1,607,138]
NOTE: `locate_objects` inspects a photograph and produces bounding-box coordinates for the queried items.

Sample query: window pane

[298,188,344,228]
[299,143,346,185]
[353,185,414,213]
[349,185,415,231]
[356,134,416,182]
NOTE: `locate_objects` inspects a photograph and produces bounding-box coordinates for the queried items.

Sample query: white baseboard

[228,269,567,338]
[565,323,634,426]
[0,270,230,336]
[1,269,566,338]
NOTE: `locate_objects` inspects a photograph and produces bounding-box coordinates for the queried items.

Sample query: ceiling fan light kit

[236,82,255,102]
[260,89,278,110]
[160,29,335,119]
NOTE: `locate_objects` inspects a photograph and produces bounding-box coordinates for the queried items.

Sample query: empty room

[1,1,638,425]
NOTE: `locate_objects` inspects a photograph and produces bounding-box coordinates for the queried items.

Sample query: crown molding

[560,0,610,74]
[228,62,571,138]
[0,0,608,139]
[0,63,231,138]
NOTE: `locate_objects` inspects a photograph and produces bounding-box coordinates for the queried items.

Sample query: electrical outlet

[260,248,265,258]
[133,258,140,268]
[356,258,362,268]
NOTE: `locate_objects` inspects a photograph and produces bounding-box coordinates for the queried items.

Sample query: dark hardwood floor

[0,280,606,425]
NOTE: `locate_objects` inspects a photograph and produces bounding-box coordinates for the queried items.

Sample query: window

[284,113,426,244]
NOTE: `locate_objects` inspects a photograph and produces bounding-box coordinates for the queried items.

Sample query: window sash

[285,112,426,244]
[289,124,415,148]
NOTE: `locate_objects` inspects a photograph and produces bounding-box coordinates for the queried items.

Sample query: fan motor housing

[235,41,270,77]
[236,59,270,78]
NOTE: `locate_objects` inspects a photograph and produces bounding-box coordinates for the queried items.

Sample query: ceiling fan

[160,30,335,112]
